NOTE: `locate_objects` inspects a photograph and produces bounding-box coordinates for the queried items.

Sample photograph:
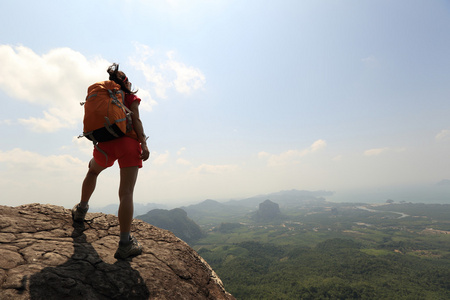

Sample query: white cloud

[258,151,270,159]
[163,51,206,94]
[0,148,89,208]
[364,147,406,157]
[18,108,70,132]
[0,43,205,133]
[129,42,205,99]
[259,139,327,167]
[0,119,13,126]
[191,163,238,174]
[310,139,327,152]
[176,158,192,166]
[268,149,303,167]
[364,147,389,156]
[151,151,170,165]
[0,45,109,132]
[436,129,450,142]
[177,147,187,156]
[130,58,170,99]
[59,136,94,157]
[0,148,84,173]
[135,88,158,112]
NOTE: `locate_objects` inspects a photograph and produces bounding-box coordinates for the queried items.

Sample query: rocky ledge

[0,204,235,300]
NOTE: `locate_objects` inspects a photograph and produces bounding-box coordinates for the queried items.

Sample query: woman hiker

[72,63,150,259]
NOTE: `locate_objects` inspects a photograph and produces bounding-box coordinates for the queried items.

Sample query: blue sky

[1,0,450,208]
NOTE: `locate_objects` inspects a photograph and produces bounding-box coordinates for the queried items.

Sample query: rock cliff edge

[0,204,235,300]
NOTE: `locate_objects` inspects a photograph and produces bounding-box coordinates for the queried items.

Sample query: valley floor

[193,203,450,299]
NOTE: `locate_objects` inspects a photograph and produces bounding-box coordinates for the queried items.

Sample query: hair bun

[107,63,120,77]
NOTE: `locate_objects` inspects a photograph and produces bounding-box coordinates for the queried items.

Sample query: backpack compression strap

[107,89,133,133]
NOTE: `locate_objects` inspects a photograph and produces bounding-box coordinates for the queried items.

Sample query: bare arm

[129,101,150,161]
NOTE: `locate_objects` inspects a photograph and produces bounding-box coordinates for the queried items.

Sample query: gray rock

[0,204,235,300]
[255,199,281,222]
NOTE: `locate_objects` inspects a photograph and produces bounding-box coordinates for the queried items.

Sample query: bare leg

[118,166,139,234]
[80,159,106,205]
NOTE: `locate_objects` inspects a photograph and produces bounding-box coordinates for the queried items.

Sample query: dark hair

[107,63,138,94]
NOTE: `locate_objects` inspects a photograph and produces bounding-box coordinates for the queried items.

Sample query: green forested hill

[193,203,450,299]
[136,208,204,244]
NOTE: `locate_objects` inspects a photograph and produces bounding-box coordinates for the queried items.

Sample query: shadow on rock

[28,222,150,300]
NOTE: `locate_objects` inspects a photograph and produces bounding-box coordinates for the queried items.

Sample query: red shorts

[93,136,142,168]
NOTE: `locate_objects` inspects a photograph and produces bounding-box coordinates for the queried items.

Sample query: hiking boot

[114,236,143,259]
[72,203,89,222]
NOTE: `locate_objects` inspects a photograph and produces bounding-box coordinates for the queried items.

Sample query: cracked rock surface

[0,204,235,300]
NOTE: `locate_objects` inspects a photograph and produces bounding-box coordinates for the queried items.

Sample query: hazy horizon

[87,186,450,214]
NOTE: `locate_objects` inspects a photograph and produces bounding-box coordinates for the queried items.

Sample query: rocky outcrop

[255,200,281,222]
[0,204,235,300]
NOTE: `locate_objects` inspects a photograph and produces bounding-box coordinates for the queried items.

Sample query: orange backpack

[79,80,133,143]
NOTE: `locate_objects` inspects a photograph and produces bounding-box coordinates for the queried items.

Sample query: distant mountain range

[180,189,330,225]
[129,190,329,243]
[224,189,331,208]
[90,189,332,224]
